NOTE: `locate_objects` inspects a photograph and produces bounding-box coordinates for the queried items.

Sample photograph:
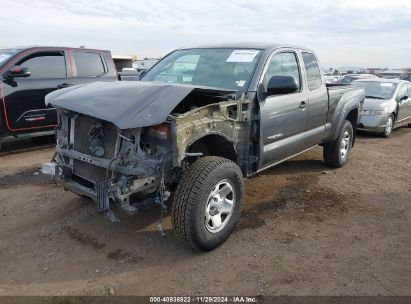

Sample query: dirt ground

[0,129,410,296]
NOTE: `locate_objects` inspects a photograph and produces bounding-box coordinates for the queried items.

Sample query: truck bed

[327,85,364,106]
[326,85,365,136]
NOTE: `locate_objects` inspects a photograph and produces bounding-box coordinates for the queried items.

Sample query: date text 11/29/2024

[150,296,258,303]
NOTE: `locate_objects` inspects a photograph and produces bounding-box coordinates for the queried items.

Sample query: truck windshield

[0,49,21,69]
[353,81,397,99]
[141,48,263,91]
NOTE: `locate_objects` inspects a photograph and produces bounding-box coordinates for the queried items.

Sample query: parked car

[353,78,411,137]
[324,75,342,84]
[337,74,378,85]
[43,43,365,251]
[400,73,411,82]
[0,46,118,142]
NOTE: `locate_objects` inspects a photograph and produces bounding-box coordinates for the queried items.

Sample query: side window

[302,52,322,90]
[396,84,407,100]
[407,84,411,97]
[263,52,301,91]
[73,52,105,77]
[18,52,67,78]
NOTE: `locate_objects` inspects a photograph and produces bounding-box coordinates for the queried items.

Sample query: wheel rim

[339,130,350,159]
[205,180,235,233]
[385,117,393,135]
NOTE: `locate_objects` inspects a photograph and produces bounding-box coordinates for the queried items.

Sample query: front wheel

[323,120,354,168]
[171,156,244,251]
[382,115,394,138]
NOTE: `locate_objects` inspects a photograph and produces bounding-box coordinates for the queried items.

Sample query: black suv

[0,47,117,140]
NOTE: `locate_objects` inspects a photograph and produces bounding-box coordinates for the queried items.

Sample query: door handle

[299,101,307,109]
[57,83,73,89]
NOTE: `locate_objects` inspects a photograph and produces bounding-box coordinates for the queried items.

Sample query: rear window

[73,51,105,77]
[302,52,322,90]
[18,52,67,78]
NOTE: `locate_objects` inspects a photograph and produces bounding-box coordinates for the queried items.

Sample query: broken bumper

[357,114,388,133]
[42,147,159,218]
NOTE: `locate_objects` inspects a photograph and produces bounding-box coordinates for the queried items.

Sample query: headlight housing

[363,110,385,116]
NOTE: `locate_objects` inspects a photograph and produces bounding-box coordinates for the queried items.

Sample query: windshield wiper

[365,95,385,99]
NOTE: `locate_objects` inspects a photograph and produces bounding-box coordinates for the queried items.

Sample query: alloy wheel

[339,131,350,159]
[205,180,235,233]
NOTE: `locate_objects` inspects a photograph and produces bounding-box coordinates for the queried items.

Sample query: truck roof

[1,46,111,53]
[179,42,314,52]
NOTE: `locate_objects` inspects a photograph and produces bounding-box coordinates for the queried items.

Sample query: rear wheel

[171,156,244,251]
[382,115,394,138]
[323,120,353,168]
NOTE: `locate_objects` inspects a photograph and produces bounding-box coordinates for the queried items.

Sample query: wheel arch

[187,133,237,163]
[345,108,358,147]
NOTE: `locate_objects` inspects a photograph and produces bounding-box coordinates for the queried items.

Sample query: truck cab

[0,47,117,141]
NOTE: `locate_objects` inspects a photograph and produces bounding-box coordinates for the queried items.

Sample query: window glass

[142,48,262,91]
[73,52,105,77]
[18,52,66,78]
[341,76,362,84]
[352,81,397,99]
[152,54,200,83]
[302,52,322,90]
[263,52,301,90]
[396,84,407,100]
[0,48,21,68]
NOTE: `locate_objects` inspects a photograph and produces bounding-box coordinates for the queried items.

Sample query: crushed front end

[45,108,172,221]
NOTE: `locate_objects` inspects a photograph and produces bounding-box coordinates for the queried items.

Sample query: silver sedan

[353,79,411,137]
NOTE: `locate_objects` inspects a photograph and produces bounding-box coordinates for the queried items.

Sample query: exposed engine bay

[48,88,254,221]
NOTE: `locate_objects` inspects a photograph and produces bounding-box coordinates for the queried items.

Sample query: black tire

[382,114,394,138]
[323,120,354,168]
[171,156,244,251]
[31,135,55,144]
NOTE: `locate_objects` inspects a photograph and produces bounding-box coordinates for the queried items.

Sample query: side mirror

[266,75,298,95]
[8,66,31,79]
[399,95,408,101]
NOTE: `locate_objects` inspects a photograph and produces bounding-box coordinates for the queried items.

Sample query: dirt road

[0,130,410,296]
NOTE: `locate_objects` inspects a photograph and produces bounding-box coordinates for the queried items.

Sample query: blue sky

[1,0,410,68]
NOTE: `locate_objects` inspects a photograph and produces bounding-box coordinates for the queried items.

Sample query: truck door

[2,50,72,132]
[301,52,329,147]
[259,51,309,168]
[71,51,109,85]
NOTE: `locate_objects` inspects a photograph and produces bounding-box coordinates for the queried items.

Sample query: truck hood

[45,81,235,129]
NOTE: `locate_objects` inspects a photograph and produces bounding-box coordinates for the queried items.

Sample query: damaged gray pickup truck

[44,43,365,251]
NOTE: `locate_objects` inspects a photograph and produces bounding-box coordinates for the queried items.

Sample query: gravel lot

[0,129,410,296]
